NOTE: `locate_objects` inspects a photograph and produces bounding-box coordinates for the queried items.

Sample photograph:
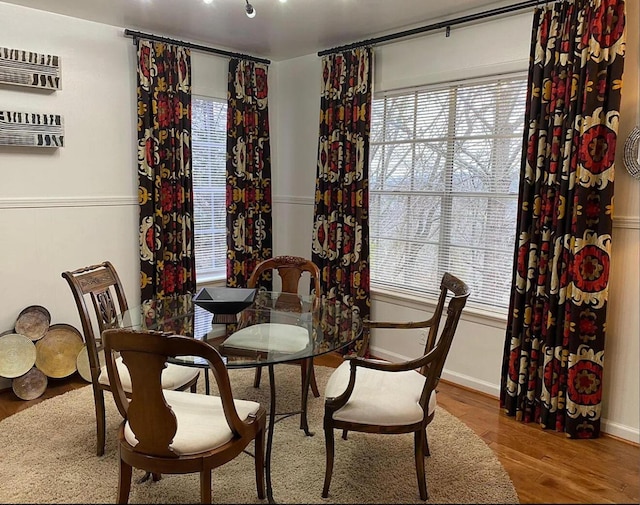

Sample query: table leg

[300,358,314,436]
[263,361,313,503]
[266,365,276,504]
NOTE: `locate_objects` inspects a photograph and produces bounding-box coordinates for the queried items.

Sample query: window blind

[192,96,228,280]
[369,75,527,311]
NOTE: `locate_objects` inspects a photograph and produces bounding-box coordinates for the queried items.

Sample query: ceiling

[2,0,514,61]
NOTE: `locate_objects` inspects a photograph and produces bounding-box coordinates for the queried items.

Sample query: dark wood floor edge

[438,378,640,448]
[600,431,640,447]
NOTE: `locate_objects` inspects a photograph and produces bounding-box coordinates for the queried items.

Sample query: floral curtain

[311,48,373,356]
[226,59,273,289]
[136,39,195,312]
[500,0,626,439]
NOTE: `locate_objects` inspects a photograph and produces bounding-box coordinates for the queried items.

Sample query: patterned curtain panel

[500,0,626,439]
[311,48,373,356]
[136,39,196,309]
[226,59,273,289]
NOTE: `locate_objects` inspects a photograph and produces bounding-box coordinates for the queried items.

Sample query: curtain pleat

[311,48,373,356]
[136,39,195,326]
[226,59,273,289]
[500,0,626,439]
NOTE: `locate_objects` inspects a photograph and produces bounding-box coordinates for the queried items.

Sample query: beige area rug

[0,365,518,504]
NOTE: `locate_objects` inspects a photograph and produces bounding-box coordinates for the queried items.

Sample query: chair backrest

[61,261,129,381]
[248,256,321,297]
[102,328,247,458]
[421,273,456,356]
[418,273,470,409]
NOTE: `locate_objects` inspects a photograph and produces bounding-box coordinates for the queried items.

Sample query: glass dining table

[116,290,362,503]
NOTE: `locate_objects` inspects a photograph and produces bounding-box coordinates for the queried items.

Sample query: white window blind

[192,96,227,280]
[369,75,527,311]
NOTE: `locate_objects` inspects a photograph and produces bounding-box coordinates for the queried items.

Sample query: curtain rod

[318,0,549,56]
[124,29,271,65]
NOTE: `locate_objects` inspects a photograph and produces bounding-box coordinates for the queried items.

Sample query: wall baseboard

[601,419,640,444]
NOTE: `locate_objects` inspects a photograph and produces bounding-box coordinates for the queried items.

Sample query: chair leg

[254,427,266,500]
[200,469,212,504]
[117,458,132,504]
[322,424,335,498]
[342,429,348,440]
[309,360,320,398]
[190,374,198,393]
[253,367,262,388]
[300,359,320,399]
[94,388,106,456]
[414,430,428,500]
[424,428,430,457]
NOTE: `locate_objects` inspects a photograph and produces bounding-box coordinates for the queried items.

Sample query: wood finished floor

[0,353,637,504]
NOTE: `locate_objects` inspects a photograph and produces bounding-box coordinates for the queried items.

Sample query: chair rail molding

[0,196,137,209]
[613,215,640,229]
[272,195,314,206]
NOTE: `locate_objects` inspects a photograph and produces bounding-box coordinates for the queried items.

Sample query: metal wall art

[0,47,61,90]
[623,126,640,180]
[0,111,64,147]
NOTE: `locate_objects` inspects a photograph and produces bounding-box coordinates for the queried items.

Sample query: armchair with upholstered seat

[321,272,470,501]
[62,261,200,456]
[102,328,266,504]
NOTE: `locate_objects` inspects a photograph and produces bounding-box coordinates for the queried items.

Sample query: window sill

[196,275,226,287]
[371,286,508,329]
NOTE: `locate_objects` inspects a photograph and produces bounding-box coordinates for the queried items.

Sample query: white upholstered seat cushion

[223,323,310,354]
[97,356,200,391]
[324,360,436,426]
[123,389,261,456]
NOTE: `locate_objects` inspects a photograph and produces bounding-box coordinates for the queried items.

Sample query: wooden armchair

[102,328,266,504]
[62,261,200,456]
[245,255,322,398]
[321,273,470,501]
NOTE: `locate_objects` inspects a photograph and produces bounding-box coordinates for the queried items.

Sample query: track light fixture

[245,0,256,18]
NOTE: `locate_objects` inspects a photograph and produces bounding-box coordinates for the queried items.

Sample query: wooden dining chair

[247,255,322,398]
[62,261,200,456]
[102,328,266,504]
[321,272,470,501]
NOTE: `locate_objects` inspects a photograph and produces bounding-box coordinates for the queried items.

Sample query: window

[369,75,527,312]
[192,96,227,281]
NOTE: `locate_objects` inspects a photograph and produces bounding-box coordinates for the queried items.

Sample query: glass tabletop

[117,290,362,368]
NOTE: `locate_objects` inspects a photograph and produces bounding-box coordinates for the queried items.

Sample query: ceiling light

[203,0,213,4]
[245,0,256,18]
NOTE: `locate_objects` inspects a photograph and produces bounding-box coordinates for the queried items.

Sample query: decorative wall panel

[0,111,64,147]
[0,47,61,90]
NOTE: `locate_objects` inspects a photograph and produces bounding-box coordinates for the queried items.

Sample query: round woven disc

[0,333,37,378]
[76,346,104,383]
[15,305,51,341]
[12,367,48,400]
[35,324,84,379]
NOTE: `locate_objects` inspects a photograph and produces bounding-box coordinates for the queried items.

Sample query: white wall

[0,3,140,334]
[270,55,320,260]
[271,8,640,443]
[0,1,637,442]
[0,2,231,334]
